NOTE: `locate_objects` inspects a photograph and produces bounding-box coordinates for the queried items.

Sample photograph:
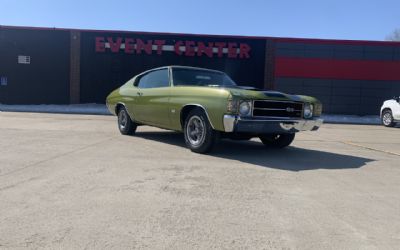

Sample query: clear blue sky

[1,0,399,41]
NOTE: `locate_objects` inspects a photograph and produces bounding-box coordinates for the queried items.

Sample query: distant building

[1,25,399,115]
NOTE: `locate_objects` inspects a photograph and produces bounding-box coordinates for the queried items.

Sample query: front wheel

[259,133,295,148]
[184,109,219,153]
[381,110,396,127]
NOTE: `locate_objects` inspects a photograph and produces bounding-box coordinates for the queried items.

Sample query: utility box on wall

[17,55,31,64]
[0,76,7,86]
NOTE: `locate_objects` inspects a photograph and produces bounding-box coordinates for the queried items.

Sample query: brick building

[1,25,400,115]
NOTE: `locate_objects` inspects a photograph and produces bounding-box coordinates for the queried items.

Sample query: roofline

[1,24,400,47]
[169,65,224,73]
[137,66,224,75]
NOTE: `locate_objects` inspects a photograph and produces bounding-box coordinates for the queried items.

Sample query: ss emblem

[286,107,295,112]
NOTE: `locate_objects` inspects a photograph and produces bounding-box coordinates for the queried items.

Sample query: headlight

[303,103,313,118]
[239,101,252,116]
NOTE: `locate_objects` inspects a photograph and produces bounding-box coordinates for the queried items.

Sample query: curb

[1,104,382,125]
[0,104,112,116]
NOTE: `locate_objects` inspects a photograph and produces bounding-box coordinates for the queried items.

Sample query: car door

[134,69,171,128]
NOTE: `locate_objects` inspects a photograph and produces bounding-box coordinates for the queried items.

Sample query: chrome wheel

[382,112,393,126]
[186,115,206,146]
[183,109,220,153]
[118,110,128,130]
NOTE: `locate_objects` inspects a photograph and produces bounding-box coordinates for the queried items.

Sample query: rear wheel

[382,110,396,127]
[259,133,295,148]
[117,107,137,135]
[184,109,219,153]
[226,134,253,141]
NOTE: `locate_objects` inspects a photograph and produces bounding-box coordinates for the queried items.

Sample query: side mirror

[394,96,400,103]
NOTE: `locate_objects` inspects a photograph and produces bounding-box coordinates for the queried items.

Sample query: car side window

[136,69,169,89]
[136,74,149,88]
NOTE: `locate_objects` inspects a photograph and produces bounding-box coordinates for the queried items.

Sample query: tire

[117,107,137,135]
[183,108,219,153]
[259,133,295,148]
[381,110,396,127]
[227,134,253,141]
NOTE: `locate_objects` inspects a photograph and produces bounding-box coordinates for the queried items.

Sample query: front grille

[252,100,303,118]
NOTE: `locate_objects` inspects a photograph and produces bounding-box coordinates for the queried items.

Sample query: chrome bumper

[223,115,323,133]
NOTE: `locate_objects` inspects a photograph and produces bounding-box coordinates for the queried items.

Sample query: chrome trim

[181,104,215,129]
[241,118,314,122]
[168,67,174,87]
[223,115,323,133]
[278,118,323,132]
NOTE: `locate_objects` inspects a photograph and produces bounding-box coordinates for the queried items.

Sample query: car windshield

[172,68,237,87]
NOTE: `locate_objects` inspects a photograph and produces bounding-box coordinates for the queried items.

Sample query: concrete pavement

[0,112,399,249]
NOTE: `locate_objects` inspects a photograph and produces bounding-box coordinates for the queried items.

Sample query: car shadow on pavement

[135,131,374,171]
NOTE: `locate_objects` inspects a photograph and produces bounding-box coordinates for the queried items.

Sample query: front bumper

[223,115,323,133]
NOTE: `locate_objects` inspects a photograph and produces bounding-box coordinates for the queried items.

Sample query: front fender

[170,87,230,131]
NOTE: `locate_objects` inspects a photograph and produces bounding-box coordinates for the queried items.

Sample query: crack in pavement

[0,136,117,178]
[342,141,400,157]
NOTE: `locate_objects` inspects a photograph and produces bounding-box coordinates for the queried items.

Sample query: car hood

[220,85,320,103]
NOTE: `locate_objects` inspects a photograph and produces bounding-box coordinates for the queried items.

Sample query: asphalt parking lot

[0,112,399,249]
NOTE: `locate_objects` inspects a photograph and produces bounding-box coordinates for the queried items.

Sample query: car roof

[145,65,225,74]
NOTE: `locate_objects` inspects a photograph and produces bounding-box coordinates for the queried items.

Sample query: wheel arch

[115,102,126,115]
[180,104,215,130]
[381,107,392,117]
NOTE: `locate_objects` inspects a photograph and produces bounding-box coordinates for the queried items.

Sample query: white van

[380,96,400,127]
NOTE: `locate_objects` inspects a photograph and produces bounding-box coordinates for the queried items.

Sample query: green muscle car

[106,66,323,153]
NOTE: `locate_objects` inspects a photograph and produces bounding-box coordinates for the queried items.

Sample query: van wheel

[382,110,395,127]
[184,109,219,153]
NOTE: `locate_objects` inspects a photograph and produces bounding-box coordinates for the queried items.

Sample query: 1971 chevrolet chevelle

[106,66,323,153]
